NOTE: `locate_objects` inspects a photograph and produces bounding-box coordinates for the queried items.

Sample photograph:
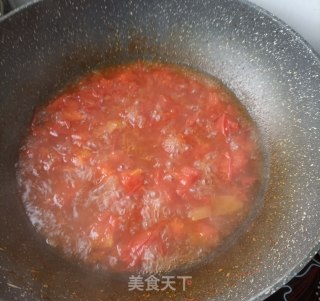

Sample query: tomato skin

[120,231,152,267]
[215,113,240,137]
[119,223,166,268]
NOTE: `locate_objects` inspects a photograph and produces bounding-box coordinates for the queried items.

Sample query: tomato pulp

[17,62,263,273]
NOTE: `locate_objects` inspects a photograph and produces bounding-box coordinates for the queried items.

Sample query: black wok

[0,0,320,300]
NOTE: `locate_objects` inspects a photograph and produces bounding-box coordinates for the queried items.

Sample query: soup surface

[17,61,263,273]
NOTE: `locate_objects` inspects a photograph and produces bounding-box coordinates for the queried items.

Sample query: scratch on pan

[7,282,21,289]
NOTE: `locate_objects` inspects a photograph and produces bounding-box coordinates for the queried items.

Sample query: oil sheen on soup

[17,61,263,274]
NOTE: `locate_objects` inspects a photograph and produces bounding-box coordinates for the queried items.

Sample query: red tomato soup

[17,62,264,273]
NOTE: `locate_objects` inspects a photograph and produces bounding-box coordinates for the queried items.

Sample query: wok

[0,0,319,300]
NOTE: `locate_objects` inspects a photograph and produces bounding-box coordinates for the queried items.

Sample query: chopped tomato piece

[176,166,201,196]
[240,175,257,187]
[232,148,249,172]
[120,169,144,194]
[169,218,186,240]
[178,167,200,187]
[185,112,199,127]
